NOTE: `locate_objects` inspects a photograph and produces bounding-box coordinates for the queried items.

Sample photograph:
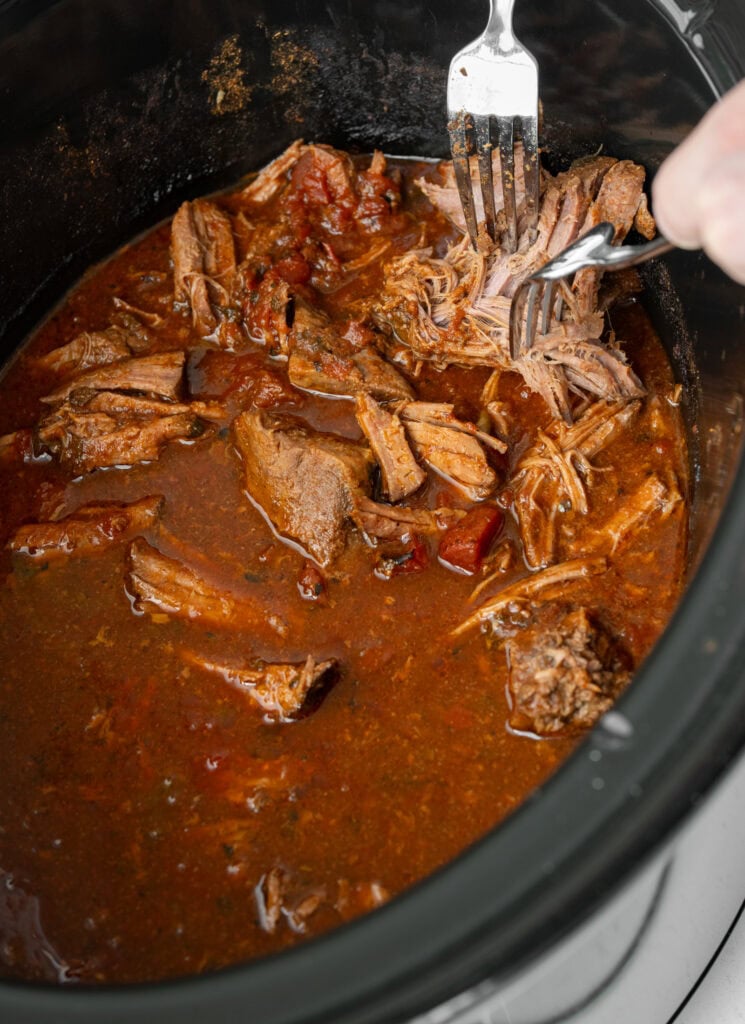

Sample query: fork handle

[484,0,517,49]
[599,233,675,271]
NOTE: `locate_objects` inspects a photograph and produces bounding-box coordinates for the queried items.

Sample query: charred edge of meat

[188,653,339,721]
[505,604,632,737]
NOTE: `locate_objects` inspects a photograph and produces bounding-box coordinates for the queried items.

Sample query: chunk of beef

[356,496,464,540]
[402,417,497,501]
[233,410,373,566]
[35,326,134,378]
[354,151,402,229]
[288,145,358,233]
[288,303,413,401]
[186,653,338,720]
[127,538,262,628]
[41,352,185,404]
[241,140,307,204]
[172,199,237,336]
[36,397,205,474]
[8,496,164,561]
[265,144,402,234]
[355,394,424,501]
[506,604,631,736]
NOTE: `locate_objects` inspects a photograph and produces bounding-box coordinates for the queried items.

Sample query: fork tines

[509,277,560,361]
[448,111,539,254]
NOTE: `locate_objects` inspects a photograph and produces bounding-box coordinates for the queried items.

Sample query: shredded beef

[172,199,237,336]
[511,400,641,568]
[376,154,653,419]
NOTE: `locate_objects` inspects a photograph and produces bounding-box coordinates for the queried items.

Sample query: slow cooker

[1,1,745,1021]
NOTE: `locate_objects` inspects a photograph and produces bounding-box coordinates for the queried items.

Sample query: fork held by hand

[447,0,540,254]
[508,222,676,360]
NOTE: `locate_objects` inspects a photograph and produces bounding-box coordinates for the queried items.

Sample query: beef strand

[8,496,165,561]
[355,394,425,501]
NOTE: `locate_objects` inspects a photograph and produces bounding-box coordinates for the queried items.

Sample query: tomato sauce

[0,156,688,983]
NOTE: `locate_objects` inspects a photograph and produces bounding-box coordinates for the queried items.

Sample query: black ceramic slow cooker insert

[2,1,745,1022]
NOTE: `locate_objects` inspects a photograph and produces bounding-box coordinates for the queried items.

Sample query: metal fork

[508,221,675,359]
[447,0,540,254]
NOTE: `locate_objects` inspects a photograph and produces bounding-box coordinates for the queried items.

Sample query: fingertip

[696,152,745,284]
[651,171,702,250]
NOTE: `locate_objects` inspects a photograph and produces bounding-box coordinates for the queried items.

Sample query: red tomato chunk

[438,505,504,574]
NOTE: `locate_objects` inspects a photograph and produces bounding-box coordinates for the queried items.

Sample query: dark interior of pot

[2,1,745,1022]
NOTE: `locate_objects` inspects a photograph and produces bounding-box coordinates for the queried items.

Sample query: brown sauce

[0,151,688,983]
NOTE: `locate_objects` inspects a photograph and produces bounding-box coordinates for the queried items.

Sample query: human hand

[652,78,745,285]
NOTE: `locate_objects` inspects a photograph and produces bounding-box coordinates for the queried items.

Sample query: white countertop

[677,902,745,1023]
